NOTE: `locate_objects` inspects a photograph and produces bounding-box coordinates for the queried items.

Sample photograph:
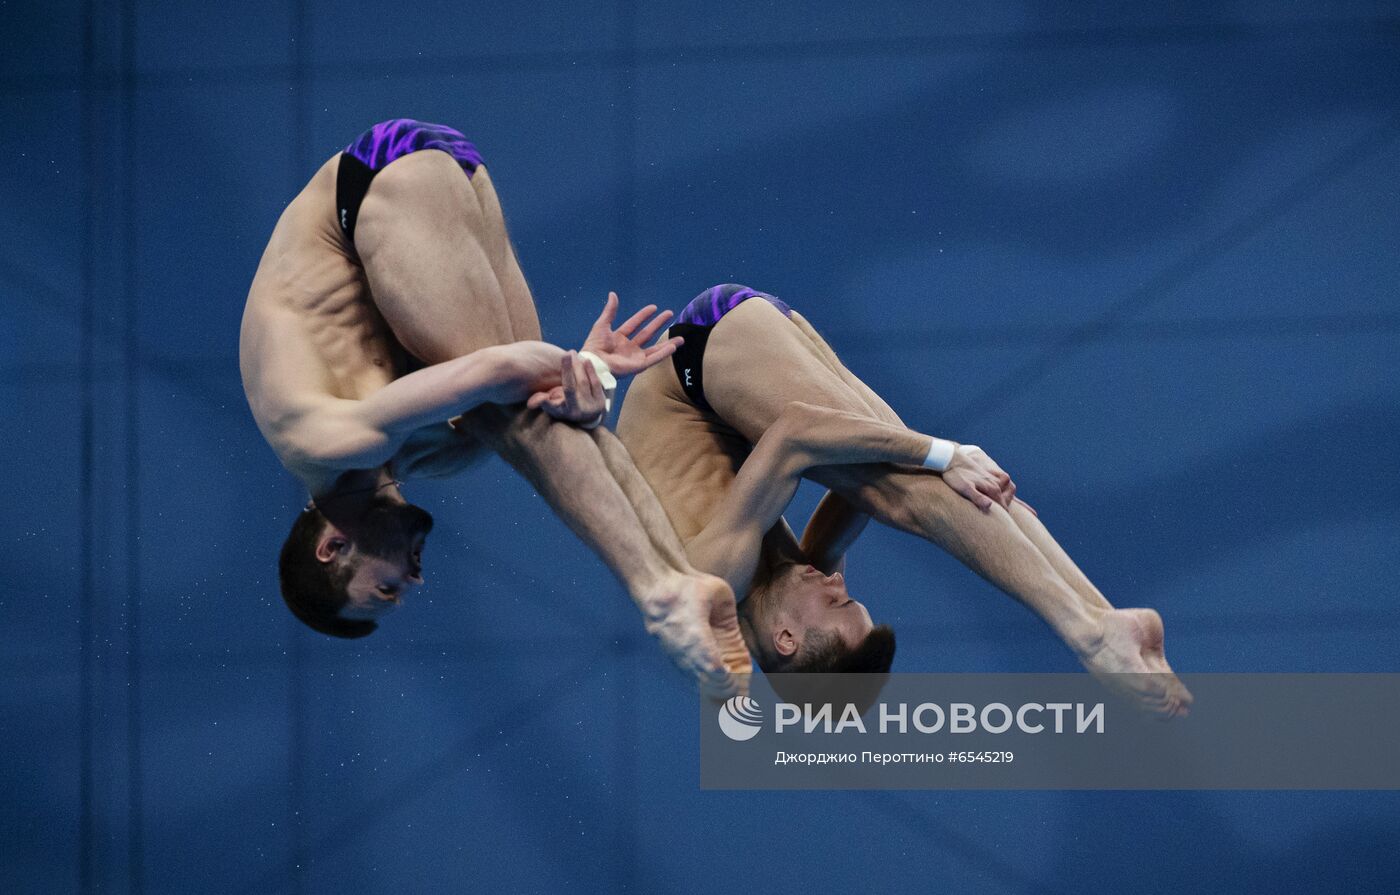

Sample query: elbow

[772,401,819,442]
[292,417,393,470]
[312,437,393,470]
[776,400,819,426]
[759,410,812,476]
[771,402,822,464]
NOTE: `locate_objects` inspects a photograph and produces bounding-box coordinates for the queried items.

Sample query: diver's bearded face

[774,564,874,648]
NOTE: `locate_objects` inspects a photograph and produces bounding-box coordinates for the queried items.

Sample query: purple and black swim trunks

[670,284,792,412]
[335,119,484,246]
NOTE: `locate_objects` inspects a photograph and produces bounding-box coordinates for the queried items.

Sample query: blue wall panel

[1,2,1397,892]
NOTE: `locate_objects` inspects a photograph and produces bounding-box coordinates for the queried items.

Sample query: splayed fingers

[584,292,684,376]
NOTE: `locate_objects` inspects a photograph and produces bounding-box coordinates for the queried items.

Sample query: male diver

[240,120,748,695]
[615,284,1191,716]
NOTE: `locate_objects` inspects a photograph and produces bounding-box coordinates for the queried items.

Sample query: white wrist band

[576,351,617,414]
[922,437,957,472]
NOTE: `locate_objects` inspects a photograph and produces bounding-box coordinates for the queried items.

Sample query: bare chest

[243,214,409,405]
[617,369,751,542]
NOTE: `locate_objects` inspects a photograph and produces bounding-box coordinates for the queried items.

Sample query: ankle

[629,565,681,608]
[1061,606,1109,657]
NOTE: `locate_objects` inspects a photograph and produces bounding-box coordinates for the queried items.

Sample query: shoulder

[249,391,388,482]
[287,399,393,469]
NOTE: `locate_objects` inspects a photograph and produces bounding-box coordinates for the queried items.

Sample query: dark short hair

[765,624,896,674]
[761,626,897,718]
[739,598,896,716]
[278,506,377,639]
[738,593,896,674]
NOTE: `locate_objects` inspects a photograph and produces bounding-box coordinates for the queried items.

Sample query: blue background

[3,1,1399,892]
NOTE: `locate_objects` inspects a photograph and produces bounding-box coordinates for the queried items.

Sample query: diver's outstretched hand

[582,292,683,378]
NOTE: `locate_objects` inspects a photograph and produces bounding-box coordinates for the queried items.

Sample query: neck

[755,537,805,585]
[312,468,404,526]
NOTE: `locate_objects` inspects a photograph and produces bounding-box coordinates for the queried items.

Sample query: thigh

[470,166,541,341]
[703,299,875,443]
[787,310,903,427]
[353,150,514,365]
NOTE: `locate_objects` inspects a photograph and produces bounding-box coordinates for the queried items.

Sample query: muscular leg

[808,462,1186,714]
[789,308,1112,611]
[460,161,704,576]
[707,304,1109,640]
[464,163,741,630]
[468,166,541,343]
[354,152,520,358]
[461,406,672,599]
[586,422,751,680]
[1005,501,1111,610]
[807,463,1098,640]
[462,404,750,691]
[375,158,691,571]
[354,151,745,691]
[789,310,903,426]
[588,426,693,573]
[706,300,1188,713]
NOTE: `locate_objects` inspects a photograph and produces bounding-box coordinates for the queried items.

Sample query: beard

[353,496,435,562]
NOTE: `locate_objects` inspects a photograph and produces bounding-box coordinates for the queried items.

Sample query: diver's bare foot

[1076,608,1193,719]
[638,572,753,698]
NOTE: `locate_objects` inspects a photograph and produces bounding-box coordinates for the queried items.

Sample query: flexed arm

[684,402,936,592]
[798,445,1030,570]
[285,340,573,470]
[293,296,682,475]
[797,425,1031,571]
[799,491,870,574]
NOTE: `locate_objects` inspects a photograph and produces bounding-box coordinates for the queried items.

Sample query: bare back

[240,148,537,495]
[239,155,406,493]
[615,361,750,542]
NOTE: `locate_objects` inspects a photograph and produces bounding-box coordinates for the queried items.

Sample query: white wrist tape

[577,350,617,414]
[922,437,957,472]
